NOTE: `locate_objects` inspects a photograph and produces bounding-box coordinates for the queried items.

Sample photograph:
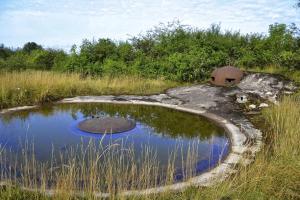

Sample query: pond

[0,103,230,192]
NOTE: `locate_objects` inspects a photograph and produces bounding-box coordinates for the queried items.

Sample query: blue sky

[0,0,299,50]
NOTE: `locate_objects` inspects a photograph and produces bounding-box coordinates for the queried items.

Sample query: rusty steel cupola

[210,66,243,86]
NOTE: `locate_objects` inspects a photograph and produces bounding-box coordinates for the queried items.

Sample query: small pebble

[249,104,256,109]
[259,103,269,108]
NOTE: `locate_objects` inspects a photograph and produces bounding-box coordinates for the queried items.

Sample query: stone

[259,103,269,108]
[236,93,248,103]
[78,117,136,134]
[249,104,256,109]
[237,73,297,104]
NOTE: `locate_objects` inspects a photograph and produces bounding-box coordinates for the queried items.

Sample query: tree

[117,42,134,62]
[94,39,117,63]
[23,42,43,53]
[0,44,13,59]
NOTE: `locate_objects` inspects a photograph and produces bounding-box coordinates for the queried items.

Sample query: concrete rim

[0,97,262,198]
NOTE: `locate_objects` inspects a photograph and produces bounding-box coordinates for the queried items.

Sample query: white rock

[249,104,256,109]
[259,103,269,108]
[236,94,248,104]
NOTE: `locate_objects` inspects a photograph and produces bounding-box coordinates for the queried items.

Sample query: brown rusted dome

[211,66,243,86]
[78,117,136,134]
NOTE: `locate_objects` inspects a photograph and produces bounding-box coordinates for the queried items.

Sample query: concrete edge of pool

[0,96,263,198]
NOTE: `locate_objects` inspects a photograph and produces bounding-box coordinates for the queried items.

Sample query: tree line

[1,22,299,82]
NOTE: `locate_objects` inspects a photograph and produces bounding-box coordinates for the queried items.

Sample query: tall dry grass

[0,71,179,109]
[154,96,300,200]
[0,136,204,200]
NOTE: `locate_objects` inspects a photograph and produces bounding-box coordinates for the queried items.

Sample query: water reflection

[0,103,229,182]
[1,103,224,139]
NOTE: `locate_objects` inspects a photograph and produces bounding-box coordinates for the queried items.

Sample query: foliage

[0,44,13,59]
[22,42,43,53]
[1,22,300,81]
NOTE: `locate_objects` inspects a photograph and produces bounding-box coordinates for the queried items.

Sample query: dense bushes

[0,45,67,71]
[1,22,299,81]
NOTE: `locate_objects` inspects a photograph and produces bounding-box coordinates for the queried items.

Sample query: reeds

[0,135,208,199]
[0,70,179,109]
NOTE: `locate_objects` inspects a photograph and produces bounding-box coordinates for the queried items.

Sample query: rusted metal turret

[211,66,243,86]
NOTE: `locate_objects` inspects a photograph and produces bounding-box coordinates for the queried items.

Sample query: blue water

[0,103,230,180]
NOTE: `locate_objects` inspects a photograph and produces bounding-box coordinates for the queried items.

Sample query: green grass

[0,71,180,109]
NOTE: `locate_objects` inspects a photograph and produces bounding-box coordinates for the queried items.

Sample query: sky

[0,0,299,51]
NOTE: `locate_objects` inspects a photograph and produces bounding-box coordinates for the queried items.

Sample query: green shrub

[279,50,300,69]
[1,22,299,82]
